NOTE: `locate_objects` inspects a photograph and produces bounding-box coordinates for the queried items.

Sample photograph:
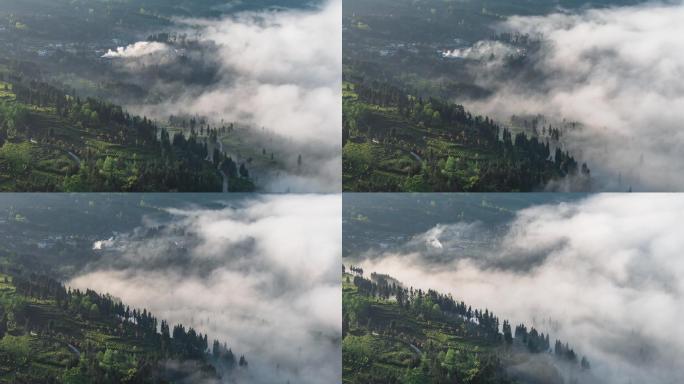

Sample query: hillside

[343,0,643,100]
[0,0,308,193]
[342,268,592,384]
[343,80,590,192]
[341,0,641,192]
[0,75,254,192]
[0,263,247,383]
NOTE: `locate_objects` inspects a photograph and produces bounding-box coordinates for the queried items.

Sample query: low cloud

[461,1,684,191]
[443,40,522,62]
[103,41,170,58]
[119,0,342,193]
[69,194,342,384]
[356,194,684,384]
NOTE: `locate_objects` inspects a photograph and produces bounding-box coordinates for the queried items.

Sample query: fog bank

[357,194,684,384]
[106,0,342,192]
[70,194,342,384]
[463,1,684,191]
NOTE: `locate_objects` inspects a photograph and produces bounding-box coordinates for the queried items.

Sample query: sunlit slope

[0,268,245,383]
[343,81,588,192]
[343,272,592,384]
[0,78,253,191]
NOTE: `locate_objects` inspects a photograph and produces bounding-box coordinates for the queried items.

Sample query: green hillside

[342,268,592,384]
[0,266,246,383]
[341,0,619,192]
[0,75,254,192]
[343,80,590,192]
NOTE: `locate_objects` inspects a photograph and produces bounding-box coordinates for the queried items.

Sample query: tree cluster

[343,79,591,192]
[1,270,248,383]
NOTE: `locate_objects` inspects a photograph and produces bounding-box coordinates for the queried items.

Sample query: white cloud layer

[102,41,170,58]
[358,194,684,384]
[69,194,342,384]
[177,0,341,145]
[124,1,342,192]
[465,1,684,191]
[443,40,521,61]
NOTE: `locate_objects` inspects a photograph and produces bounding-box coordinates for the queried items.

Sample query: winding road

[38,141,81,167]
[67,151,81,166]
[408,343,422,355]
[389,336,422,357]
[67,343,80,357]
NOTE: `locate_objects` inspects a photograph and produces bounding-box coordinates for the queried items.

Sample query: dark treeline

[3,75,158,144]
[514,322,589,369]
[0,74,254,192]
[166,115,250,182]
[343,79,591,191]
[493,32,540,48]
[343,266,590,383]
[510,114,574,143]
[147,32,204,49]
[1,269,247,383]
[167,114,233,140]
